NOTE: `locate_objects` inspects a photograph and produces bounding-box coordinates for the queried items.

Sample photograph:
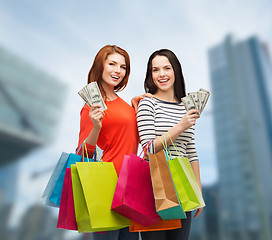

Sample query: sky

[0,0,271,228]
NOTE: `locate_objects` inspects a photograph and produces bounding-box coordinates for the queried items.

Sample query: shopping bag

[71,164,94,233]
[149,150,186,220]
[76,160,130,231]
[129,219,181,232]
[168,156,205,212]
[57,168,77,230]
[165,137,205,212]
[42,152,69,207]
[43,152,89,207]
[111,152,160,226]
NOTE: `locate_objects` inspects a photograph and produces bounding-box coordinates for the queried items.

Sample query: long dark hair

[87,45,130,100]
[144,49,186,100]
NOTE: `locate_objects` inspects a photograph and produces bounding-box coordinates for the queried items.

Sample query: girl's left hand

[131,93,154,112]
[194,207,203,218]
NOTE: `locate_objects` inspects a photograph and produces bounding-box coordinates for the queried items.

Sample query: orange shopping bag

[129,219,181,232]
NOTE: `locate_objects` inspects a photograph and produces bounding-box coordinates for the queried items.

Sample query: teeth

[111,75,119,79]
[159,79,168,83]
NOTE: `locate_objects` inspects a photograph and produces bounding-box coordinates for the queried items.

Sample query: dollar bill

[78,82,107,111]
[188,92,200,110]
[197,92,205,112]
[198,88,210,114]
[181,95,197,112]
[181,88,210,115]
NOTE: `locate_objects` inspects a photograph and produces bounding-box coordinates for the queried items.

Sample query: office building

[0,46,67,167]
[208,35,272,240]
[0,46,67,239]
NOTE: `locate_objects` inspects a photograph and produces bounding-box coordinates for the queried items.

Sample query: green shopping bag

[163,136,205,212]
[71,164,93,233]
[75,160,130,232]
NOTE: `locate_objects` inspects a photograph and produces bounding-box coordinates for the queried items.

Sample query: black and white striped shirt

[137,97,198,162]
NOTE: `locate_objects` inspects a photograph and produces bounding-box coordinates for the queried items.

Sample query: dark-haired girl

[137,49,203,240]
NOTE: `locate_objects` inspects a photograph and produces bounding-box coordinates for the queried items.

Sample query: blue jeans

[93,227,139,240]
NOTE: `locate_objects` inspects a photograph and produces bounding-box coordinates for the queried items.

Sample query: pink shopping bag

[111,152,160,226]
[57,168,77,230]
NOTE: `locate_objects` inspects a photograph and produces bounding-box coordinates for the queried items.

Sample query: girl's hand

[178,109,200,131]
[194,207,203,218]
[131,93,154,112]
[89,104,105,130]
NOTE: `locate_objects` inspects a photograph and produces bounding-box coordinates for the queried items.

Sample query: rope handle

[159,134,172,160]
[83,141,103,164]
[82,140,90,162]
[167,132,184,158]
[139,140,154,159]
[81,139,104,163]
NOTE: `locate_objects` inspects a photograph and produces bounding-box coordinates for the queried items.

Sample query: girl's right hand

[89,104,105,130]
[178,109,200,131]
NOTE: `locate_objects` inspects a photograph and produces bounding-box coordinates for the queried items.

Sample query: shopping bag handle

[159,133,185,159]
[75,140,95,160]
[167,132,185,158]
[159,134,172,160]
[139,140,153,159]
[82,140,103,164]
[82,140,91,162]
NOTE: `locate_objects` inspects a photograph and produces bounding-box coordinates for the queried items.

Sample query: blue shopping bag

[43,152,69,207]
[43,144,95,207]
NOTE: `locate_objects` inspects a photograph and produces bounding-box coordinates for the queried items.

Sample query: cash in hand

[181,88,210,115]
[78,82,107,111]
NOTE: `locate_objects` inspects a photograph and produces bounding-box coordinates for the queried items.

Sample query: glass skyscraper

[0,46,67,239]
[208,35,272,240]
[0,46,67,167]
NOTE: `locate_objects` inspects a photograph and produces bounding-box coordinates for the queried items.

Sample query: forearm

[152,123,186,153]
[190,161,202,192]
[85,128,100,146]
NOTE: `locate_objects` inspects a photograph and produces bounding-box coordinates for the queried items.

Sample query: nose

[114,65,121,73]
[159,69,165,77]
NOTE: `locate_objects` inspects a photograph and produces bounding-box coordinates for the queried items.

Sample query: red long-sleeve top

[77,96,139,175]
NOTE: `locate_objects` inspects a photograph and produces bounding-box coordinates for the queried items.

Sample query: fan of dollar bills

[78,82,107,111]
[181,88,210,115]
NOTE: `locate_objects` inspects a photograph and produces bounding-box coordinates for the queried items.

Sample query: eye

[152,69,158,72]
[109,62,115,66]
[121,66,126,70]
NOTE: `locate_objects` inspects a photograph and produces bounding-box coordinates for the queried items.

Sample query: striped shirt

[137,97,198,162]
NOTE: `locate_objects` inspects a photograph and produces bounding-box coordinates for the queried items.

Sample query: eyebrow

[152,64,172,68]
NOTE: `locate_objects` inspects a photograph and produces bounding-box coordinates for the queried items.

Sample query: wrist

[92,126,101,133]
[176,122,185,133]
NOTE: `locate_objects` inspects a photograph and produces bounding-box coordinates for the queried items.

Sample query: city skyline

[0,1,271,238]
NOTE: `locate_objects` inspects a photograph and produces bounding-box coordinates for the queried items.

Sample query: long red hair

[87,45,130,100]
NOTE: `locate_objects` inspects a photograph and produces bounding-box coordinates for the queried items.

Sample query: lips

[158,78,169,83]
[111,75,120,80]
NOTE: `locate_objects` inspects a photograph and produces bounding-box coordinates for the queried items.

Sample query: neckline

[153,97,181,104]
[105,95,120,103]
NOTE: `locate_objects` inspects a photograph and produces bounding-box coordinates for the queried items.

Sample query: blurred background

[0,0,271,239]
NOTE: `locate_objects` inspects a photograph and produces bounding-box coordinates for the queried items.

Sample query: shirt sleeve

[185,136,199,162]
[76,104,96,157]
[136,98,156,150]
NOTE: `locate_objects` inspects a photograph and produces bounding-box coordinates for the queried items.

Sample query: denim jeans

[92,227,139,240]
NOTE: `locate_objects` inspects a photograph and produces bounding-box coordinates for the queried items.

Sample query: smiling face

[102,53,126,89]
[151,55,175,94]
